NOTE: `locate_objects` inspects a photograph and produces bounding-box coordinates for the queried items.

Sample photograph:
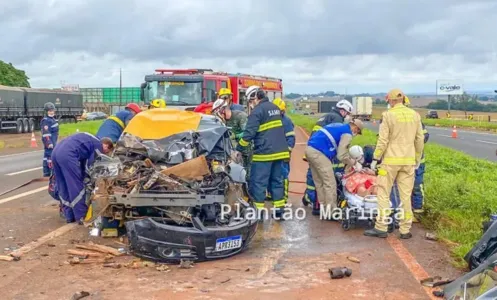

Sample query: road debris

[156,264,170,272]
[103,262,122,269]
[346,256,360,263]
[420,276,454,287]
[71,291,90,300]
[178,259,194,269]
[0,255,20,262]
[425,232,438,241]
[67,249,104,258]
[329,267,352,279]
[75,242,123,256]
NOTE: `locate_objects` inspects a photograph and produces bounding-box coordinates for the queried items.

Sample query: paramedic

[212,98,251,170]
[237,86,290,219]
[305,119,363,219]
[365,89,424,239]
[303,99,354,213]
[272,98,295,203]
[96,103,141,143]
[40,102,59,177]
[218,88,245,112]
[149,98,166,109]
[52,133,114,224]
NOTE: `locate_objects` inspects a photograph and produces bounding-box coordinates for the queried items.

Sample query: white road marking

[476,140,497,145]
[437,134,456,138]
[0,186,47,205]
[10,223,78,258]
[0,150,43,158]
[6,167,43,176]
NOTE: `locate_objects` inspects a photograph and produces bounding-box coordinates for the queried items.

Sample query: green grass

[288,112,497,268]
[423,118,497,132]
[58,120,104,137]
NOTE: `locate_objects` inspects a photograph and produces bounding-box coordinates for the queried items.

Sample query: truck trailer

[0,85,84,134]
[351,96,373,121]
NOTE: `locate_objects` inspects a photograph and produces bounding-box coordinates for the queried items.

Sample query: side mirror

[140,83,146,101]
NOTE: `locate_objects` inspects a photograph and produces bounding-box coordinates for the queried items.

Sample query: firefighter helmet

[273,98,286,111]
[149,99,166,108]
[218,88,233,97]
[336,100,353,114]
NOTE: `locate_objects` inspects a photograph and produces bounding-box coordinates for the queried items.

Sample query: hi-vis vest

[308,123,352,160]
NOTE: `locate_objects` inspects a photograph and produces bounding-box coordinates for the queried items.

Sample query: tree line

[0,60,31,87]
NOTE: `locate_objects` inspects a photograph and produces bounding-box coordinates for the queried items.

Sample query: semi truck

[140,69,283,110]
[0,85,84,134]
[351,96,373,121]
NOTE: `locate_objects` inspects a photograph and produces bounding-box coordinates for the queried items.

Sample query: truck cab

[140,69,231,111]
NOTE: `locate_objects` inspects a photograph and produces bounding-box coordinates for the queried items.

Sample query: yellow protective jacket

[373,104,424,165]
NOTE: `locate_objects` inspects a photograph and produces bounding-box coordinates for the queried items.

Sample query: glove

[48,144,54,149]
[48,160,53,169]
[353,161,363,172]
[370,160,378,171]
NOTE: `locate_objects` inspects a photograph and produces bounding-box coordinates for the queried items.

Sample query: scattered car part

[465,220,497,270]
[329,267,352,279]
[420,276,453,287]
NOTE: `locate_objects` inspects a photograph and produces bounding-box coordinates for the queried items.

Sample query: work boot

[302,196,310,207]
[400,232,412,239]
[312,201,320,216]
[273,208,286,221]
[364,228,388,238]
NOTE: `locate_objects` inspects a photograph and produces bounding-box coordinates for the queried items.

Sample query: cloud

[1,0,496,93]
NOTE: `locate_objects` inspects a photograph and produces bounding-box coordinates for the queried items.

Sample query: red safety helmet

[125,103,142,114]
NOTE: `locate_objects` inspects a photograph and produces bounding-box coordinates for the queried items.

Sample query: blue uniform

[230,103,245,112]
[303,109,345,205]
[40,116,59,177]
[267,114,295,202]
[96,110,134,143]
[52,133,103,223]
[238,97,290,210]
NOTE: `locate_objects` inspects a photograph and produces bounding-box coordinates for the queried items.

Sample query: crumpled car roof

[124,109,223,140]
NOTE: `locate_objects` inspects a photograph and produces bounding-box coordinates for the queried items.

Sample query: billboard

[436,80,464,95]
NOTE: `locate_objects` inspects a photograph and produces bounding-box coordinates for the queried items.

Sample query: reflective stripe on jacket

[96,110,134,143]
[373,104,424,165]
[307,123,352,160]
[238,98,289,162]
[282,114,295,151]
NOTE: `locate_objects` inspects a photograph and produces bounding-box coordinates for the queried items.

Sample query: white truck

[352,97,373,121]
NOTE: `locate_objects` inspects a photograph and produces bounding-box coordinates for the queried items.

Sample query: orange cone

[451,125,458,139]
[30,132,38,148]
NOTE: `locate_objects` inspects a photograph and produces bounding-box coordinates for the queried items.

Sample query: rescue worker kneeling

[52,133,114,224]
[237,86,289,220]
[365,89,424,239]
[96,103,141,143]
[305,119,363,220]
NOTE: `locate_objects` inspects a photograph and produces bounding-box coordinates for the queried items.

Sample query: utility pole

[119,68,123,107]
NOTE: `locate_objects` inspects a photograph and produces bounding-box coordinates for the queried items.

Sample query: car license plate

[215,235,242,252]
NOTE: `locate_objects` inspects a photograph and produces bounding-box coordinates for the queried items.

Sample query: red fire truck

[140,69,283,110]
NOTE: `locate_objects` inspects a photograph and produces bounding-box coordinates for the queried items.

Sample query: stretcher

[337,171,394,231]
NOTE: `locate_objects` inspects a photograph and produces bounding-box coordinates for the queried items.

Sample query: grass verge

[288,112,497,268]
[59,120,104,137]
[422,118,497,132]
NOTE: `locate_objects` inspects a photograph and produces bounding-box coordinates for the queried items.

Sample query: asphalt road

[0,130,459,299]
[364,122,497,162]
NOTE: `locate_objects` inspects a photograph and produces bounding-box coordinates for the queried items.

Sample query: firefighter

[400,96,429,220]
[306,120,363,219]
[271,98,295,203]
[212,98,251,171]
[237,86,290,220]
[218,88,244,111]
[149,98,166,109]
[51,133,114,224]
[96,103,141,143]
[302,100,354,215]
[364,89,424,239]
[40,102,59,177]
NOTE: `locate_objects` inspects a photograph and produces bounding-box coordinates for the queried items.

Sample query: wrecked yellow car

[87,109,258,263]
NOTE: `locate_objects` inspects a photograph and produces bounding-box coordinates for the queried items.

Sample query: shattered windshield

[147,81,202,105]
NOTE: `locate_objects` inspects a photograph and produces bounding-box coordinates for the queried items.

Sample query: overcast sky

[1,0,497,94]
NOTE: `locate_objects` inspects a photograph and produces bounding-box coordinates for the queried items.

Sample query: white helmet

[336,100,353,114]
[245,85,261,100]
[212,98,228,113]
[349,145,364,160]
